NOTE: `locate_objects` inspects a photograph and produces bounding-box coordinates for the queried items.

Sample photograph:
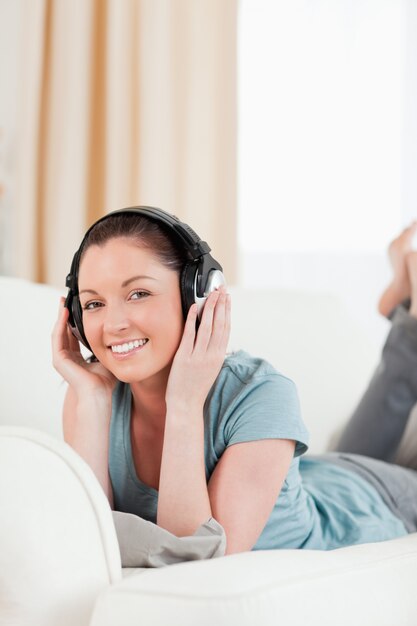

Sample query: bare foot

[378,222,417,317]
[407,251,417,318]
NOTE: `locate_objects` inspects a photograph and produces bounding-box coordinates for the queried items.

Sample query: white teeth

[111,339,148,354]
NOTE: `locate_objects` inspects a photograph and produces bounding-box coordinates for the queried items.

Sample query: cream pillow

[112,513,226,568]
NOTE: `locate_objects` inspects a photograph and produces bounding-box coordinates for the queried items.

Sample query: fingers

[52,298,69,352]
[195,287,231,355]
[177,287,231,360]
[222,291,232,349]
[193,289,221,353]
[51,297,81,365]
[178,302,198,355]
[211,289,231,352]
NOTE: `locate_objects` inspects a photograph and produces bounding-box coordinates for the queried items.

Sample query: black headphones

[65,206,226,352]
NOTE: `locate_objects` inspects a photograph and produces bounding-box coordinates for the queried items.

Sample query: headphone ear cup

[180,261,226,322]
[180,262,198,318]
[71,296,92,351]
[72,296,83,336]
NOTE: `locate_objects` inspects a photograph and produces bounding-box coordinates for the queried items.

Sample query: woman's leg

[336,226,417,462]
[336,306,417,461]
[316,451,417,533]
[393,404,417,469]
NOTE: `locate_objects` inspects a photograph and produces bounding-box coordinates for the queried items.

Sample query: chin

[108,359,171,387]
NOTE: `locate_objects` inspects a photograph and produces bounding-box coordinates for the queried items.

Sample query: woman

[52,207,417,554]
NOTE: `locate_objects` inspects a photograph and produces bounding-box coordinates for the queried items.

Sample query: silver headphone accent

[194,269,227,319]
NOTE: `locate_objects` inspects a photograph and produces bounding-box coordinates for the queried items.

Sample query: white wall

[0,0,22,275]
[238,0,417,349]
[1,0,416,353]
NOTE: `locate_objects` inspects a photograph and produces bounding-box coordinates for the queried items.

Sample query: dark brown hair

[79,213,185,274]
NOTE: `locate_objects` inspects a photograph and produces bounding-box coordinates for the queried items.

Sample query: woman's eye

[130,290,149,301]
[82,301,103,310]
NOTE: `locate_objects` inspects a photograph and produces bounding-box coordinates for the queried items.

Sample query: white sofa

[1,275,417,626]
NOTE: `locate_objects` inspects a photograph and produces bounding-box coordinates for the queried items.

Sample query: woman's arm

[158,408,294,553]
[158,289,297,550]
[63,387,114,506]
[157,288,229,535]
[208,438,295,554]
[157,401,211,536]
[52,298,116,505]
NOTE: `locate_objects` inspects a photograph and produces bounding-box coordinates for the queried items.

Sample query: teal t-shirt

[108,350,407,550]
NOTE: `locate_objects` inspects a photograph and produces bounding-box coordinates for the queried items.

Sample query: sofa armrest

[91,534,417,626]
[0,427,122,626]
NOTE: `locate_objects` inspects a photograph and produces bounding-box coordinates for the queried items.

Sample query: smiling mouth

[110,339,149,354]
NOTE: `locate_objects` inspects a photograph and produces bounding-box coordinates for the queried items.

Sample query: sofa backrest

[0,277,385,452]
[228,287,385,452]
[0,277,66,438]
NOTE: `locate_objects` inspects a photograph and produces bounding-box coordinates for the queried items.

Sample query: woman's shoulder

[221,350,293,385]
[208,351,309,455]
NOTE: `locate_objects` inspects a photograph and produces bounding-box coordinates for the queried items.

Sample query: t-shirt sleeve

[222,373,309,457]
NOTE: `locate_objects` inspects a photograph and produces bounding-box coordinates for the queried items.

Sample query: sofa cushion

[91,533,417,626]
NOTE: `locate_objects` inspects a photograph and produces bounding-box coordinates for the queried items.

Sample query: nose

[103,302,131,335]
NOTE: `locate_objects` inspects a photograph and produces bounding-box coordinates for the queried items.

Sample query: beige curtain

[15,0,237,288]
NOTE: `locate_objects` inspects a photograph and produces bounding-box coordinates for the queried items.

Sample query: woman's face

[78,237,184,387]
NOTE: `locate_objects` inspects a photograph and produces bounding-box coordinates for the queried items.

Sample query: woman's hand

[165,287,231,413]
[52,297,116,398]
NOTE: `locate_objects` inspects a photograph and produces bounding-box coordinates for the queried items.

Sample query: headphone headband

[66,206,212,294]
[92,207,212,258]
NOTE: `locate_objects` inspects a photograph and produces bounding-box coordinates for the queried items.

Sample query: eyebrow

[79,275,157,296]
